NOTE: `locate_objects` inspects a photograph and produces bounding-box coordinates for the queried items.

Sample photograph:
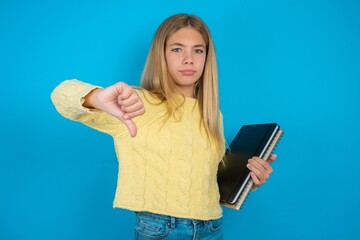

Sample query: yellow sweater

[51,79,224,220]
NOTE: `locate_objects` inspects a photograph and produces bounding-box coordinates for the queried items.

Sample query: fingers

[116,84,145,118]
[118,95,145,117]
[115,83,145,137]
[247,157,274,187]
[250,172,261,186]
[124,108,146,119]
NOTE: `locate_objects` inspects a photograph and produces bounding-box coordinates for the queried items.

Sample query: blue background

[1,0,359,239]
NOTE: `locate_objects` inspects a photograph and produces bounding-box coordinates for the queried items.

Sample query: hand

[85,82,145,137]
[247,154,277,187]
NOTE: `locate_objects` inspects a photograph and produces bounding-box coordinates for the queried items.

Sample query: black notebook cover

[217,123,280,205]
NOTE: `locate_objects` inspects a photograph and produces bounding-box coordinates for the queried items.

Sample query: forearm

[82,88,101,109]
[50,79,101,120]
[50,79,127,136]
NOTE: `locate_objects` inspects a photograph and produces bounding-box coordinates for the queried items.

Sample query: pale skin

[165,27,206,97]
[82,26,276,188]
[82,82,145,137]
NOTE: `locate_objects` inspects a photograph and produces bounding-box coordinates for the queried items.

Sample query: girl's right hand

[84,82,145,137]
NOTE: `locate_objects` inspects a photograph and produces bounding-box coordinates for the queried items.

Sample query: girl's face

[165,27,206,97]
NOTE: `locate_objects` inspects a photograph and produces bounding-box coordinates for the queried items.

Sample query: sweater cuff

[68,79,103,114]
[79,89,102,114]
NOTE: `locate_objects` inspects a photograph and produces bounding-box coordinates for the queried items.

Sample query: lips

[179,69,196,76]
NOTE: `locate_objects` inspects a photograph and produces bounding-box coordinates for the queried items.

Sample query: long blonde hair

[140,14,225,157]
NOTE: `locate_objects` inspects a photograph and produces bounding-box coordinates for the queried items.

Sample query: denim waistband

[135,211,220,226]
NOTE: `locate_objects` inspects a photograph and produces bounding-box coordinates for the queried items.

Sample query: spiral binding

[221,129,284,210]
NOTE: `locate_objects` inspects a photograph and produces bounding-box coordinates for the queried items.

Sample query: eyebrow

[169,43,205,48]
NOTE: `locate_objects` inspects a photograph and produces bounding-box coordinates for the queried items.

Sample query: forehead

[166,27,205,45]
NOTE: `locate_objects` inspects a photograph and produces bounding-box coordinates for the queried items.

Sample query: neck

[177,85,195,98]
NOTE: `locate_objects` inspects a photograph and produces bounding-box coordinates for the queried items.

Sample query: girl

[51,13,276,240]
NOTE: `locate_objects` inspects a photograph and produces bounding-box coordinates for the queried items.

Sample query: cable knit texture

[51,79,224,220]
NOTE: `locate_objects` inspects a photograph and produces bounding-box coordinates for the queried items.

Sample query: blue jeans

[134,212,223,240]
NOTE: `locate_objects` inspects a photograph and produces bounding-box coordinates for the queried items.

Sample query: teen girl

[51,13,276,240]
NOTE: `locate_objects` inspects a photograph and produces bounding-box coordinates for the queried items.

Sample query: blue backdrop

[1,0,359,239]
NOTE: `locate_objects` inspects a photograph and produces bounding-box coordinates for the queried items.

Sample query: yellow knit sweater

[51,79,224,220]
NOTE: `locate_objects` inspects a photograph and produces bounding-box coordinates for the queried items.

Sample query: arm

[51,79,145,137]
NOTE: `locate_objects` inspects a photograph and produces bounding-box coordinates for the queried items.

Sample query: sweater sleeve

[50,79,128,137]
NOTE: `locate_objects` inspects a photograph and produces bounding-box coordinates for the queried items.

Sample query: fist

[90,82,145,137]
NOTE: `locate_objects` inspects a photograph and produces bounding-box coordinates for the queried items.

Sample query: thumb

[120,117,137,137]
[267,154,277,164]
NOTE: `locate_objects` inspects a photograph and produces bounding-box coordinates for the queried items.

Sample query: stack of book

[217,123,284,210]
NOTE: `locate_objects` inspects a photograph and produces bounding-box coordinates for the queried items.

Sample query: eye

[195,49,204,54]
[171,48,182,52]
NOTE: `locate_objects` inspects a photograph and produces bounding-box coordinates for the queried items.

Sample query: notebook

[217,123,284,210]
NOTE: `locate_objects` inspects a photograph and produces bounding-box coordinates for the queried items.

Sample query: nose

[182,51,194,65]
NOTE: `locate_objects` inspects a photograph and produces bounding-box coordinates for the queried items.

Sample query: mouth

[179,70,196,76]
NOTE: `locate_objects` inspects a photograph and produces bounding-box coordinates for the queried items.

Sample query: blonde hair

[140,14,225,157]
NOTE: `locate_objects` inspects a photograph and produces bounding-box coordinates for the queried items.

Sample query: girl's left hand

[246,154,277,187]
